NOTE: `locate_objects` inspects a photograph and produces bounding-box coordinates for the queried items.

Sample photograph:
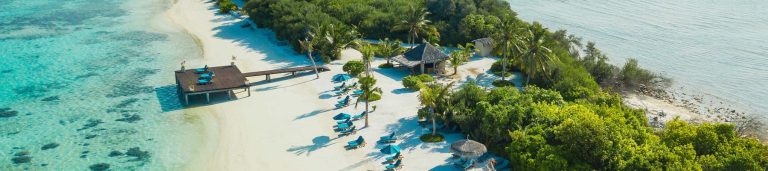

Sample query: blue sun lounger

[337,96,350,104]
[351,89,363,96]
[339,126,357,136]
[352,112,366,121]
[346,136,366,149]
[197,77,211,85]
[378,132,396,143]
[385,159,402,170]
[200,71,215,79]
[195,65,209,73]
[334,82,346,90]
[385,152,403,163]
[346,82,357,88]
[336,119,351,124]
[335,88,350,96]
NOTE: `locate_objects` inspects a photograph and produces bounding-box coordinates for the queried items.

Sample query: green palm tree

[392,6,431,47]
[355,76,382,127]
[449,43,474,75]
[299,32,320,79]
[379,38,404,65]
[418,82,454,136]
[492,16,524,81]
[521,23,558,85]
[358,44,376,76]
[322,24,360,61]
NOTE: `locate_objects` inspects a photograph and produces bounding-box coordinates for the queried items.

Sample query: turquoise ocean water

[0,0,207,170]
[508,0,768,116]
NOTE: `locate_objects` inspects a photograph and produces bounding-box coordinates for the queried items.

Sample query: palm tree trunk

[308,53,320,79]
[365,100,369,127]
[454,66,458,75]
[501,46,507,81]
[431,107,437,136]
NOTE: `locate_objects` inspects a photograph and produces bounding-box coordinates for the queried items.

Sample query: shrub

[342,60,365,77]
[419,134,445,142]
[368,93,381,101]
[402,74,434,90]
[492,80,515,87]
[378,63,394,68]
[218,0,237,14]
[490,60,520,77]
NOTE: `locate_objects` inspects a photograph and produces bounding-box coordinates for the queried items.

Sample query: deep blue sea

[508,0,768,116]
[0,0,206,170]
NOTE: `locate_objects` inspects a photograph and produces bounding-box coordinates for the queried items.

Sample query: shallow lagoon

[0,0,208,170]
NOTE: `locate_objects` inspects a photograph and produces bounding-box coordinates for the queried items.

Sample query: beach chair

[337,96,350,104]
[378,132,396,143]
[339,126,357,136]
[384,159,402,170]
[346,136,366,149]
[335,88,350,96]
[346,82,358,88]
[385,152,403,163]
[336,119,351,124]
[197,78,211,85]
[200,71,215,79]
[334,82,346,90]
[351,112,366,121]
[195,65,209,73]
[351,89,363,97]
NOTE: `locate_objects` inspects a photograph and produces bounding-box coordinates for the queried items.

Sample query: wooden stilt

[185,94,189,105]
[228,91,232,99]
[206,93,210,103]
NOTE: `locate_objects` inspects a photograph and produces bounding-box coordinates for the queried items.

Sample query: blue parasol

[380,144,401,154]
[332,74,352,82]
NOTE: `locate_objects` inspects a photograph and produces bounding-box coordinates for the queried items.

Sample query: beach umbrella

[333,113,352,120]
[332,74,352,82]
[450,139,487,158]
[380,144,401,154]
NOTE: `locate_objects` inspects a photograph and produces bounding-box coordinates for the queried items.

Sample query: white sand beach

[166,0,496,170]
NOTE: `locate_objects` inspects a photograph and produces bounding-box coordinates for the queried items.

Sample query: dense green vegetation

[431,82,768,170]
[402,74,435,91]
[216,0,237,14]
[244,0,767,169]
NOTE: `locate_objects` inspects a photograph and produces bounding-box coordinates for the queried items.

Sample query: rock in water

[89,163,110,171]
[108,150,123,157]
[41,143,60,150]
[12,156,31,164]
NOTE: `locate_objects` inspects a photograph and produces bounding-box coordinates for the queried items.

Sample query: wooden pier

[175,65,250,105]
[175,65,329,105]
[243,65,330,81]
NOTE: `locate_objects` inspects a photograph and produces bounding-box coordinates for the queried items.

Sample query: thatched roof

[391,44,449,67]
[472,37,493,47]
[450,139,487,158]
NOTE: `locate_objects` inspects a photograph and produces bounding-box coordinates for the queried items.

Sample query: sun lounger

[351,89,363,96]
[378,132,396,143]
[197,78,211,85]
[337,96,350,104]
[335,88,350,96]
[334,82,346,90]
[336,119,351,124]
[346,82,357,88]
[352,112,366,121]
[195,65,209,73]
[339,126,357,136]
[346,136,366,149]
[385,152,403,163]
[385,159,402,170]
[200,71,215,79]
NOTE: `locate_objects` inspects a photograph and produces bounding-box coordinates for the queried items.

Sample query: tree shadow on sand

[286,136,336,156]
[294,108,335,121]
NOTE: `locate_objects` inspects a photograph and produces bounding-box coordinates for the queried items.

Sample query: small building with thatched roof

[472,37,494,57]
[391,44,449,74]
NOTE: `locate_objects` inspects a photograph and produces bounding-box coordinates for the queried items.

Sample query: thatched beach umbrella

[450,139,487,158]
